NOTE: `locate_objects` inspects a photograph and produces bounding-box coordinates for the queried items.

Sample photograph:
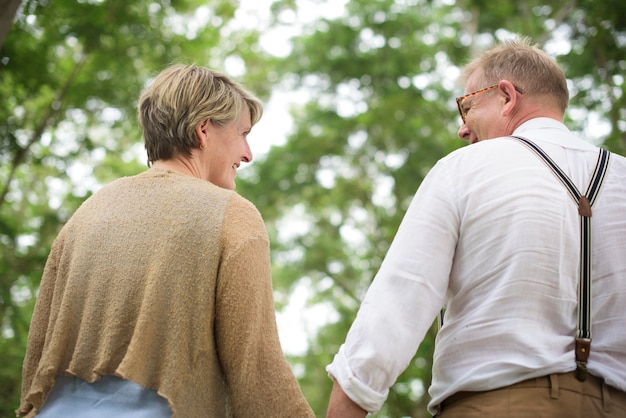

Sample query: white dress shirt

[326,118,626,415]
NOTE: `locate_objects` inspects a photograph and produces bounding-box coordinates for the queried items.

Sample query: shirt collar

[512,117,596,151]
[513,117,568,135]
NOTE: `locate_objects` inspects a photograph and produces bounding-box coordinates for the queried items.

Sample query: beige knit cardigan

[18,168,314,417]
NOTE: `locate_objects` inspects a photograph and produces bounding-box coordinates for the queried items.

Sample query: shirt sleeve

[215,195,314,417]
[326,159,458,413]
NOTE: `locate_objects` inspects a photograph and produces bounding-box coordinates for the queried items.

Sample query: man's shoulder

[439,136,520,163]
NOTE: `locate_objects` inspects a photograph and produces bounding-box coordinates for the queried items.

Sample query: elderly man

[326,37,626,418]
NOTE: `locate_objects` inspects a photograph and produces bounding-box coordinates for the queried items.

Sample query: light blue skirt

[36,375,172,418]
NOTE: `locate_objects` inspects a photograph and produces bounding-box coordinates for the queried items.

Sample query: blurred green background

[1,0,625,416]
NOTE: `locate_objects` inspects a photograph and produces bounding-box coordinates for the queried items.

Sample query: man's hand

[326,379,368,418]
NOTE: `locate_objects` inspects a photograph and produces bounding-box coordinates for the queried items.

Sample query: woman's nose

[242,141,253,163]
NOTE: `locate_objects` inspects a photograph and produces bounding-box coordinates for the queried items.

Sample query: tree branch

[0,54,88,209]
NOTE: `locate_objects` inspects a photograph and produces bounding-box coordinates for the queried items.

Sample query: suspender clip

[575,338,591,382]
[575,338,591,362]
[576,362,588,382]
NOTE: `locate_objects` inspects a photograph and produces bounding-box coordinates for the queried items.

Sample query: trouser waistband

[442,372,625,411]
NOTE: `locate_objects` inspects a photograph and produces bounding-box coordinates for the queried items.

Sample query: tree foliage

[1,0,624,417]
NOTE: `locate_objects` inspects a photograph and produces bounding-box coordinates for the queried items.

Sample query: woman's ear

[197,119,211,135]
[195,119,210,147]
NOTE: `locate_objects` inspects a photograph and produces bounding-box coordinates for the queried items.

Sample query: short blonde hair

[138,64,263,165]
[460,37,569,112]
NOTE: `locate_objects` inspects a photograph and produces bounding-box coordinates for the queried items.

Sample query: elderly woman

[18,64,314,418]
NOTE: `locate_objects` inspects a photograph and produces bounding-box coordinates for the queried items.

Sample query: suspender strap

[510,136,610,381]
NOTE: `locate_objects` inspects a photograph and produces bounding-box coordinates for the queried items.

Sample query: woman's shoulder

[222,191,265,233]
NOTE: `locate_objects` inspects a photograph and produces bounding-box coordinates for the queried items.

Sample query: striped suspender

[511,136,611,381]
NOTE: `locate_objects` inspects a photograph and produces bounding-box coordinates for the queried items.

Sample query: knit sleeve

[214,195,314,417]
[18,227,67,417]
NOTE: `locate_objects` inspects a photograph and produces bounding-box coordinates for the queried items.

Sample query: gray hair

[460,37,569,112]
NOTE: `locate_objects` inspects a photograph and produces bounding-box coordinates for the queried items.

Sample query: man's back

[325,118,626,416]
[431,118,626,405]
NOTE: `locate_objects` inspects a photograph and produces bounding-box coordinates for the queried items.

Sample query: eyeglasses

[456,84,524,124]
[456,85,498,124]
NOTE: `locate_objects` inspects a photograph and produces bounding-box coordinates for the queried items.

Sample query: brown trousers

[436,372,626,418]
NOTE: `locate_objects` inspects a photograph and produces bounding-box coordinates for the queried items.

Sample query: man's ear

[499,80,519,116]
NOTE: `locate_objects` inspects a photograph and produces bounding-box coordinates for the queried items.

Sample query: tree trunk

[0,0,22,50]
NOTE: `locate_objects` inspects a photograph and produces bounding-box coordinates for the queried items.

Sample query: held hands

[326,379,368,418]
